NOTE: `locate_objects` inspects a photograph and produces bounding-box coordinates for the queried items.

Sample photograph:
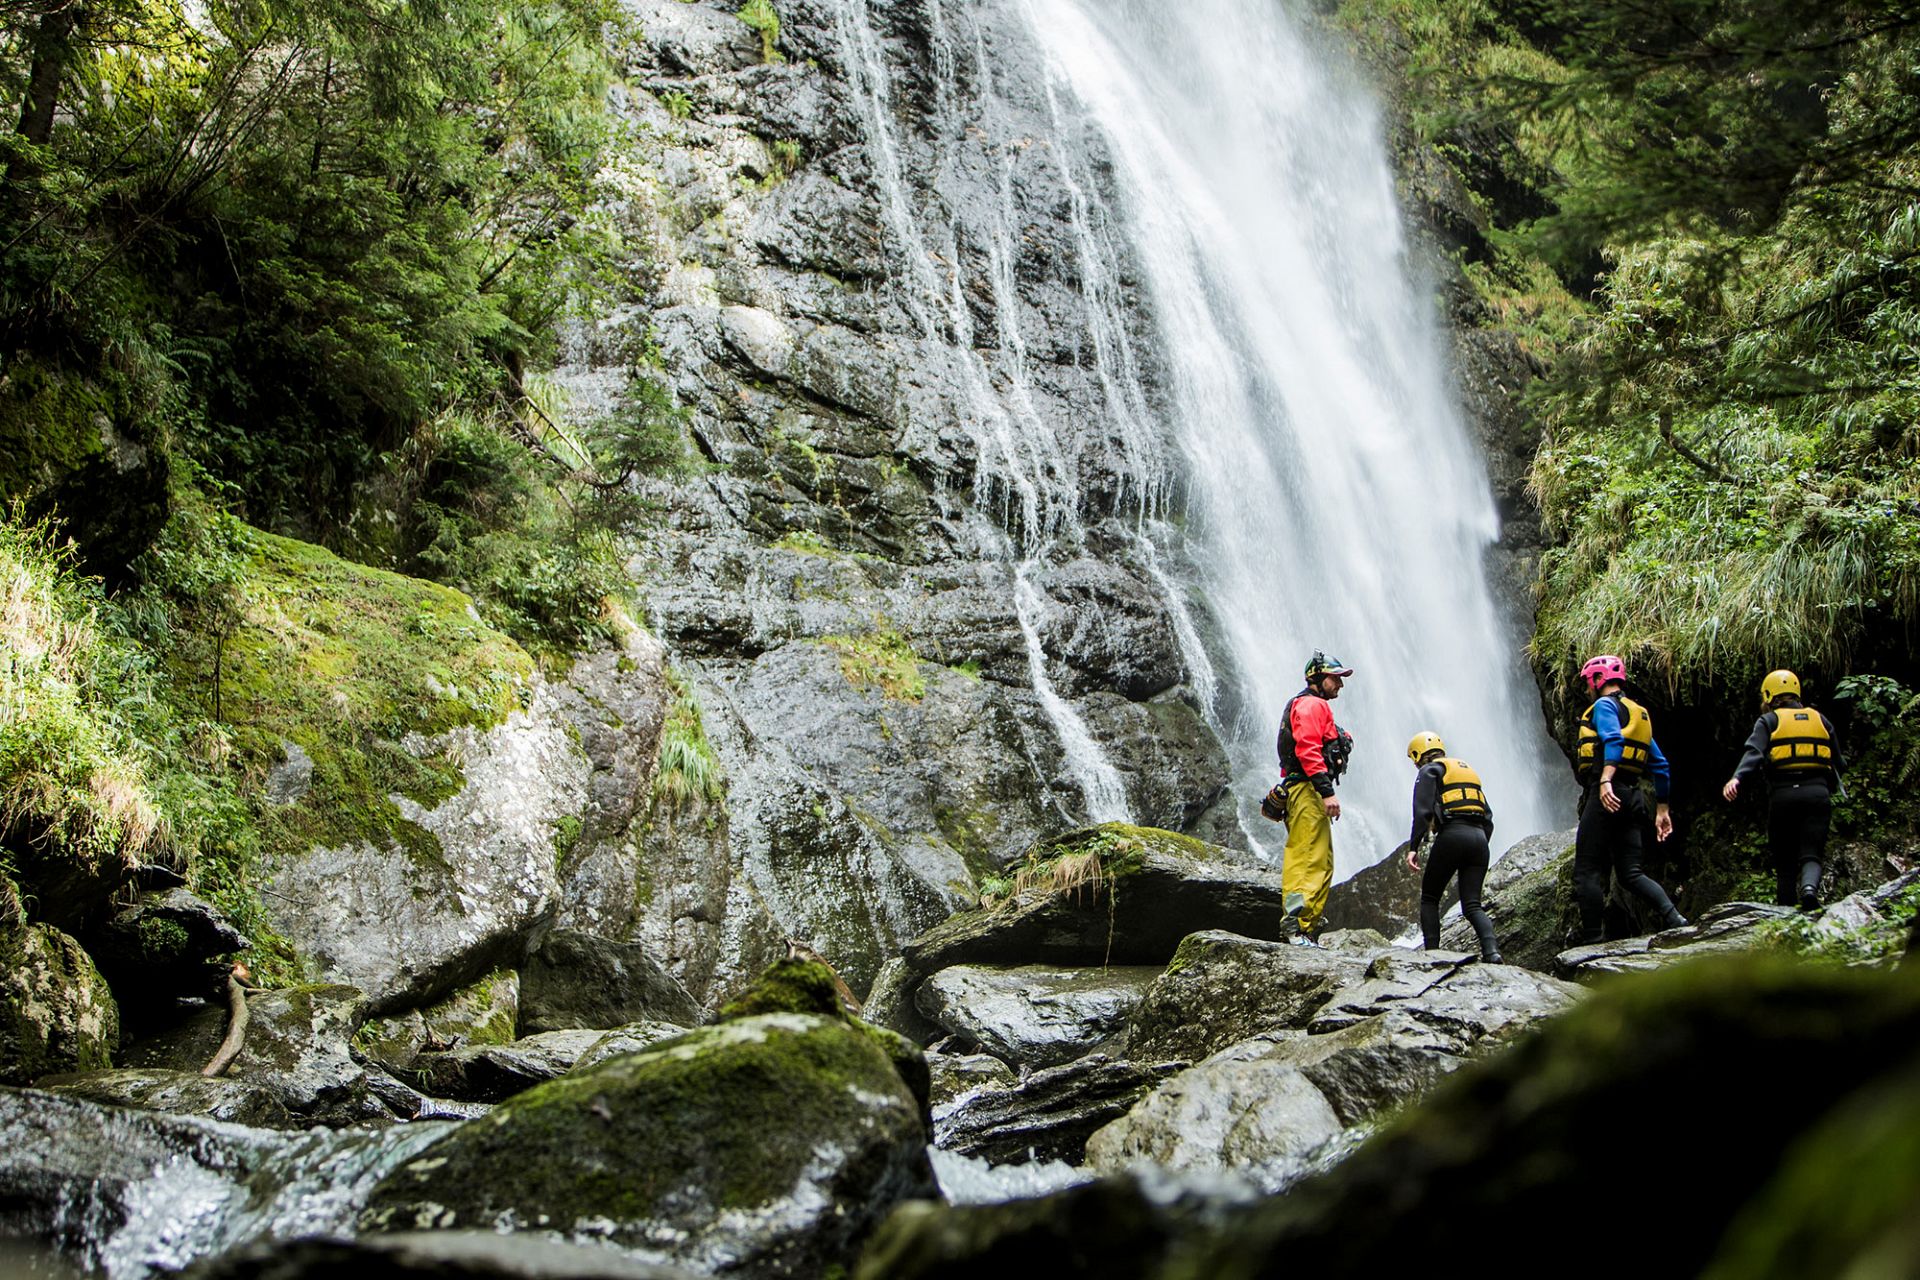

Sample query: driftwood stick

[202,965,251,1077]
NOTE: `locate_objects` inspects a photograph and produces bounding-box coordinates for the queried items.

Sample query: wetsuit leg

[1426,821,1498,958]
[1450,826,1500,960]
[1770,782,1831,907]
[1418,837,1453,950]
[1610,788,1684,929]
[1572,787,1610,944]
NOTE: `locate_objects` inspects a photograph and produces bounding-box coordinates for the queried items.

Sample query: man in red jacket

[1274,651,1355,945]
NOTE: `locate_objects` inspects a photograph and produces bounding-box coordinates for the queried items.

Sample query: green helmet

[1305,651,1355,682]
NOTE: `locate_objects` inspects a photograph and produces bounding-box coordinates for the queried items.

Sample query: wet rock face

[931,1054,1185,1168]
[1552,901,1797,980]
[38,1068,294,1128]
[542,0,1242,1004]
[1126,932,1375,1064]
[519,931,703,1034]
[124,984,386,1126]
[914,964,1158,1069]
[362,1013,936,1278]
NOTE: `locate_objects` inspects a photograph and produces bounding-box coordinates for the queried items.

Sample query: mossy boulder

[360,1012,936,1278]
[1171,956,1920,1279]
[358,968,522,1074]
[721,959,931,1118]
[0,922,119,1085]
[171,526,590,1011]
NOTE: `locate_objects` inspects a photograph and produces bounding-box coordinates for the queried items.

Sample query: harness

[1767,707,1834,775]
[1577,694,1653,780]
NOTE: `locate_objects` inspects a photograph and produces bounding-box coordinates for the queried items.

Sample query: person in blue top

[1571,655,1687,944]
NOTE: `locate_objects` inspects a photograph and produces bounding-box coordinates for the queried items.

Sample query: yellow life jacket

[1437,758,1489,818]
[1577,695,1653,777]
[1767,707,1833,774]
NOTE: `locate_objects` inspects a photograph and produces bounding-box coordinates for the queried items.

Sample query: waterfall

[1016,0,1562,867]
[823,0,1564,865]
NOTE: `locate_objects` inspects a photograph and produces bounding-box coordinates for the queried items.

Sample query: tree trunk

[15,5,83,148]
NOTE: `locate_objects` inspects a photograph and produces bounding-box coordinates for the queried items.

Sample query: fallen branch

[202,963,252,1077]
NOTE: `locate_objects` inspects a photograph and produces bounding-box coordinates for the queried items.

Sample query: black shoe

[1482,953,1503,965]
[1798,889,1820,912]
[1663,911,1690,930]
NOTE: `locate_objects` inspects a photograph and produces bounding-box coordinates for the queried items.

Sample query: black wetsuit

[1573,696,1684,943]
[1410,760,1499,959]
[1732,702,1843,907]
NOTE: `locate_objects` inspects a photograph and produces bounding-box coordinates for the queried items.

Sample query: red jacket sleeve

[1291,696,1334,780]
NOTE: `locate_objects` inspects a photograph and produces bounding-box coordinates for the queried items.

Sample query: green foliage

[652,668,724,817]
[0,511,163,871]
[818,626,926,701]
[661,88,693,120]
[737,0,783,64]
[0,0,628,532]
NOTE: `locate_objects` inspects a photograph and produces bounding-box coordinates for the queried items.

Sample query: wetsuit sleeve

[1591,697,1625,764]
[1292,697,1335,797]
[1732,714,1772,788]
[1408,762,1440,847]
[1647,735,1672,800]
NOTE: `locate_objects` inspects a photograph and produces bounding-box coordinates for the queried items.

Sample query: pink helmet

[1580,654,1627,693]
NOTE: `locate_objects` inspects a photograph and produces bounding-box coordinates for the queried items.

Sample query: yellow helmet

[1406,731,1445,763]
[1761,669,1801,705]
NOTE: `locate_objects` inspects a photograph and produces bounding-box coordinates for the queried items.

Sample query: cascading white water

[1013,0,1565,868]
[825,0,1564,865]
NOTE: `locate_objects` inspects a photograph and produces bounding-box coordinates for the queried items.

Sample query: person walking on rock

[1404,732,1501,963]
[1274,651,1355,946]
[1722,669,1843,910]
[1572,655,1687,944]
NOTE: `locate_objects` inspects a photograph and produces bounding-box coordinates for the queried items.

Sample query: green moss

[135,916,193,963]
[817,627,926,701]
[551,814,583,872]
[718,958,846,1021]
[361,1013,913,1231]
[736,0,783,64]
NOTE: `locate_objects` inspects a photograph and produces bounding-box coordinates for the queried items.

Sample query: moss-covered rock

[0,922,119,1085]
[165,524,591,1011]
[360,1012,936,1277]
[358,968,522,1074]
[721,959,931,1120]
[1170,956,1920,1279]
[37,1067,294,1128]
[518,931,701,1034]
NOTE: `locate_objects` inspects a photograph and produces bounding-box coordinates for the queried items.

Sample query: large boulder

[361,1013,935,1277]
[1088,952,1581,1189]
[871,826,1290,1047]
[357,968,522,1075]
[36,1067,293,1127]
[1125,931,1380,1063]
[1171,956,1920,1279]
[913,964,1159,1070]
[519,930,703,1033]
[931,1054,1185,1167]
[162,527,591,1015]
[1553,901,1795,980]
[1,920,119,1085]
[124,983,386,1125]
